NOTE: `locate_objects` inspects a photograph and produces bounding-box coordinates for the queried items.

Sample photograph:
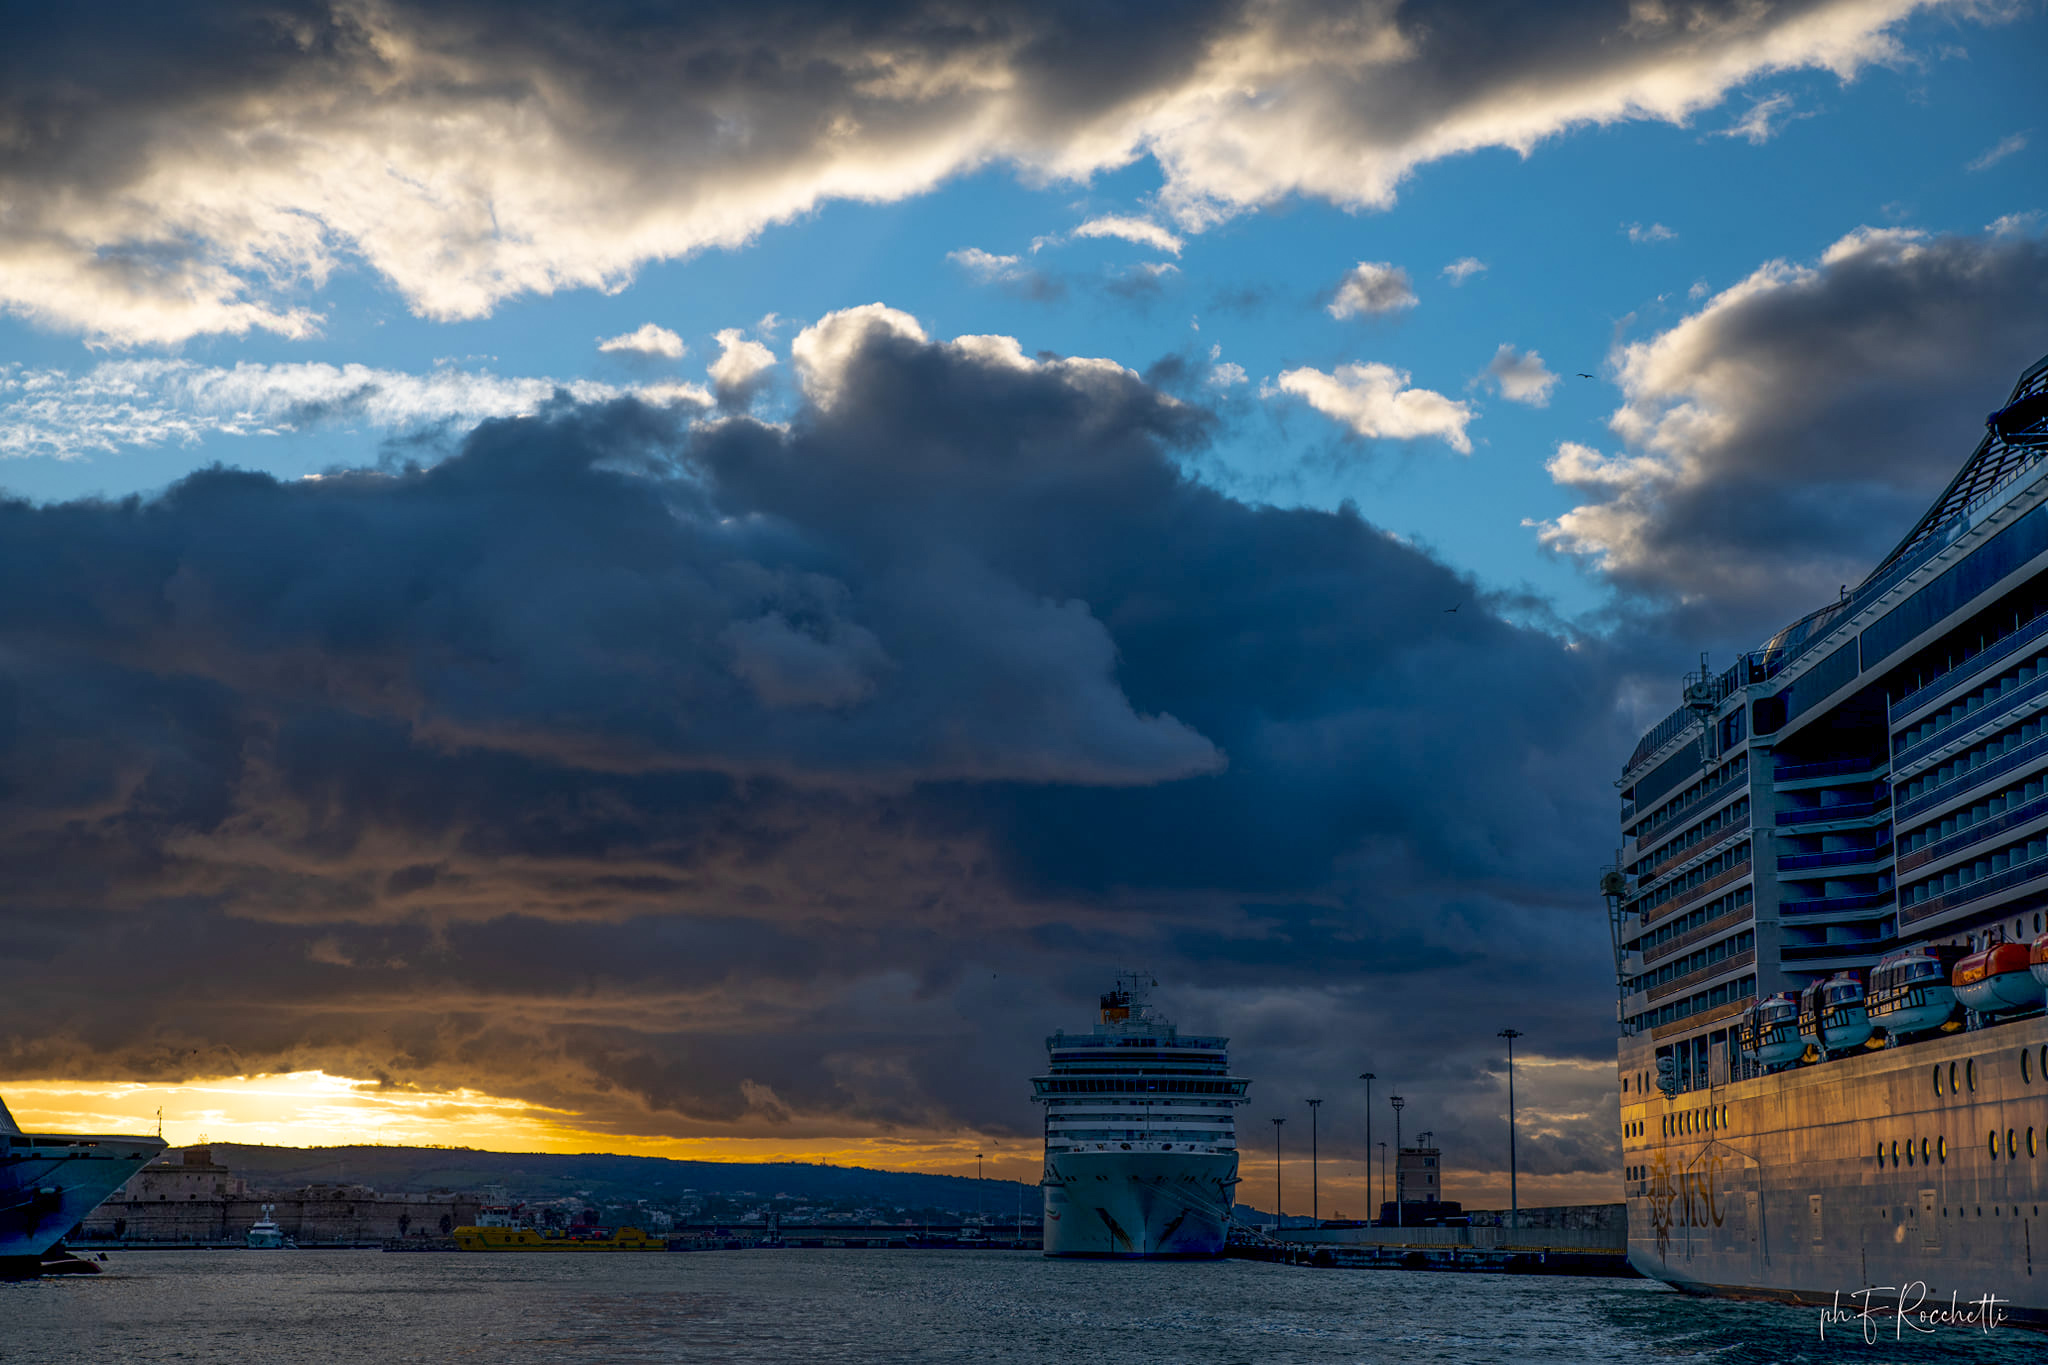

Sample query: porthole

[1967,1059,1977,1092]
[1935,1066,1945,1097]
[1891,1140,1900,1167]
[2030,1128,2038,1159]
[1937,1136,1946,1163]
[2028,1050,2036,1085]
[2009,1129,2019,1159]
[1906,1141,1915,1166]
[1950,1062,1959,1094]
[1990,1130,1999,1158]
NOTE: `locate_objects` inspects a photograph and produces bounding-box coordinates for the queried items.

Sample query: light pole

[977,1151,985,1225]
[1499,1028,1522,1235]
[1358,1073,1375,1224]
[1389,1095,1405,1228]
[1271,1117,1286,1230]
[1306,1099,1322,1226]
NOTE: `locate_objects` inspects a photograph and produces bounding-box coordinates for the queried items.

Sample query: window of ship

[1937,1137,1946,1163]
[1934,1066,1943,1097]
[2010,1129,2019,1158]
[1967,1059,1977,1092]
[1906,1141,1915,1166]
[1990,1130,2000,1158]
[1950,1062,1959,1095]
[2026,1050,2035,1085]
[2030,1128,2038,1158]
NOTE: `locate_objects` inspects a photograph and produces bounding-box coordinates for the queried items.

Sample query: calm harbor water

[3,1250,2040,1365]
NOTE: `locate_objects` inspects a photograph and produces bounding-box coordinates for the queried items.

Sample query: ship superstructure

[1611,353,2048,1321]
[0,1095,166,1274]
[1033,973,1250,1257]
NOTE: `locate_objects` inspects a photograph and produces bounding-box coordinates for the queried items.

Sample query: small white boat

[246,1205,293,1249]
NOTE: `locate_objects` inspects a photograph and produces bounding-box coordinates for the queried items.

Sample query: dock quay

[1231,1204,1635,1277]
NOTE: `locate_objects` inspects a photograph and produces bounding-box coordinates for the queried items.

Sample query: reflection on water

[3,1250,2040,1365]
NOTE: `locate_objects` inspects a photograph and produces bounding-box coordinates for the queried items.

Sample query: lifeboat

[1816,971,1873,1051]
[1868,946,1964,1038]
[1953,941,2042,1015]
[2032,932,2048,989]
[1739,992,1804,1067]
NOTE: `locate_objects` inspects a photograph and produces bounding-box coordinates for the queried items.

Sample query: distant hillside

[211,1143,1037,1212]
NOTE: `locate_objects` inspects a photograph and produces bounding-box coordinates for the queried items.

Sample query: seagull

[1576,372,1595,379]
[1444,603,1461,613]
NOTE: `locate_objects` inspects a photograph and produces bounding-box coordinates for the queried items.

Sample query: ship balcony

[1894,731,2048,823]
[1643,949,1755,1006]
[1891,673,2048,777]
[1889,607,2048,728]
[1633,817,1750,885]
[1639,906,1752,969]
[1777,890,1893,920]
[1775,796,1889,829]
[1897,790,2048,874]
[1775,838,1893,874]
[1772,755,1887,789]
[1900,843,2048,927]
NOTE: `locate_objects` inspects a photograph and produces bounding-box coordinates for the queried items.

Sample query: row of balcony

[1901,845,2048,926]
[1777,839,1892,873]
[1895,729,2048,824]
[1778,890,1892,917]
[1898,789,2048,875]
[1888,604,2048,726]
[1890,666,2048,774]
[1776,796,1888,827]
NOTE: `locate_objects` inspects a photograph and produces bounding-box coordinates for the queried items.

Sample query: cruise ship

[0,1095,166,1274]
[1612,351,2048,1323]
[1034,974,1251,1257]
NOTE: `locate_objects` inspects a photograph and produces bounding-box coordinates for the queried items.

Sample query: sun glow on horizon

[0,1072,1046,1183]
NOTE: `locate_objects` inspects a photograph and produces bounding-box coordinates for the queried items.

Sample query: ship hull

[1042,1150,1237,1258]
[0,1134,168,1270]
[1621,1018,2048,1326]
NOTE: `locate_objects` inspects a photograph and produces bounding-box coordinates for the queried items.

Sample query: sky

[1,0,2045,1210]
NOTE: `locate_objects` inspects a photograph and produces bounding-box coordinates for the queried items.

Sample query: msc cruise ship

[1612,351,2048,1323]
[1034,974,1251,1257]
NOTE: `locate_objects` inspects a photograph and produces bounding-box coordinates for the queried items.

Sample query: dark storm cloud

[1541,227,2048,650]
[0,307,1636,1165]
[0,0,1967,342]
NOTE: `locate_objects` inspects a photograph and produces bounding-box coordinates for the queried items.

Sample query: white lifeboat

[1868,947,1961,1037]
[1954,942,2041,1014]
[1815,971,1873,1051]
[1739,992,1804,1067]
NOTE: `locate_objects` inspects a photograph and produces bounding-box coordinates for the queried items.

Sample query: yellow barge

[452,1225,665,1252]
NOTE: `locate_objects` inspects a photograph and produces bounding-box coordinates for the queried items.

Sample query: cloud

[0,303,1634,1170]
[0,359,711,460]
[0,0,1973,343]
[707,329,778,411]
[1712,91,1810,145]
[1071,216,1185,257]
[1484,345,1558,407]
[1967,131,2029,172]
[1206,346,1246,388]
[1535,225,2048,643]
[1441,257,1487,286]
[598,324,687,360]
[1271,362,1474,452]
[947,248,1063,302]
[1990,211,2045,238]
[1623,222,1677,244]
[1327,262,1419,318]
[947,248,1029,282]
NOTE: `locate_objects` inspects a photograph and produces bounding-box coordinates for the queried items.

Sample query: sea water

[2,1250,2040,1364]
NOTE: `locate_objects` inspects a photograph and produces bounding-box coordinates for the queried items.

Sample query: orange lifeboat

[2032,931,2048,989]
[1954,941,2041,1015]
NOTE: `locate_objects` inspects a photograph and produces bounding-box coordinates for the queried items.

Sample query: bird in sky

[1444,603,1461,613]
[1576,372,1595,379]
